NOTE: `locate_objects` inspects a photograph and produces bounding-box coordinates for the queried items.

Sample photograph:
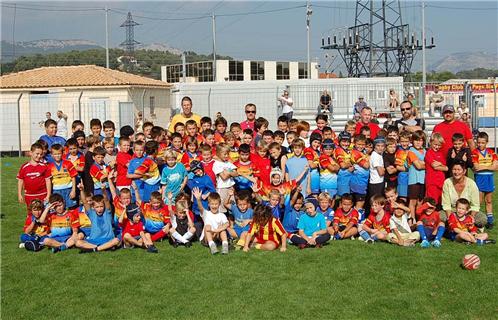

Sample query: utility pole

[12,3,16,59]
[182,52,186,83]
[105,5,110,68]
[421,1,426,104]
[212,13,217,82]
[306,2,312,79]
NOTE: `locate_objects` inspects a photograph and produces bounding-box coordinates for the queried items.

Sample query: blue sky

[1,1,497,71]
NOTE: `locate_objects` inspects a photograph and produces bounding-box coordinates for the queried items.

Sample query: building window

[149,96,155,116]
[276,62,290,80]
[250,61,265,80]
[298,62,308,79]
[229,61,244,81]
[165,61,214,83]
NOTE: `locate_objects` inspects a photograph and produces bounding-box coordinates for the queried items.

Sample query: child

[282,189,305,241]
[233,144,257,191]
[138,191,171,242]
[407,130,426,219]
[174,122,186,138]
[76,185,120,253]
[416,197,446,248]
[103,137,117,169]
[202,129,217,155]
[242,129,255,150]
[316,192,335,234]
[131,141,161,202]
[291,199,331,249]
[332,194,359,240]
[230,122,243,142]
[289,119,299,132]
[368,137,386,197]
[115,137,132,191]
[185,119,204,146]
[319,139,339,199]
[213,143,238,213]
[359,195,390,243]
[254,117,269,146]
[384,186,410,218]
[73,130,87,154]
[200,144,217,187]
[194,190,229,255]
[383,137,398,189]
[200,116,212,132]
[322,126,336,142]
[344,120,356,139]
[143,121,154,140]
[126,141,146,202]
[160,149,188,204]
[224,189,254,248]
[349,134,370,210]
[89,118,104,141]
[262,130,274,145]
[312,114,328,136]
[387,200,420,246]
[296,121,310,147]
[243,204,287,252]
[471,131,498,228]
[424,133,448,205]
[334,132,353,197]
[65,138,85,177]
[181,136,201,170]
[395,131,411,201]
[119,203,158,253]
[20,200,50,251]
[285,131,297,152]
[224,132,239,162]
[40,118,66,150]
[89,146,112,197]
[48,144,78,209]
[446,133,473,175]
[186,161,216,218]
[103,120,119,146]
[214,116,227,143]
[82,135,102,194]
[38,194,79,253]
[169,199,195,247]
[17,142,52,207]
[251,141,271,187]
[304,133,322,195]
[447,198,492,245]
[285,139,310,197]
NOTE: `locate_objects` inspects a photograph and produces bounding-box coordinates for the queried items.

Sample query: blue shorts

[49,235,71,243]
[20,234,48,244]
[233,224,250,237]
[475,174,495,193]
[397,172,409,197]
[54,188,77,208]
[140,183,160,202]
[79,227,91,237]
[422,227,436,241]
[87,237,115,246]
[337,170,352,196]
[447,231,457,241]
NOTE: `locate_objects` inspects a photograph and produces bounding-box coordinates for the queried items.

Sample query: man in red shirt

[432,105,475,157]
[355,106,381,139]
[240,103,257,132]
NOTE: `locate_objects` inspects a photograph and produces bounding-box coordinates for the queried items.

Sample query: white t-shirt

[280,97,294,114]
[200,210,228,240]
[389,215,411,234]
[212,160,236,188]
[369,151,384,184]
[57,117,67,138]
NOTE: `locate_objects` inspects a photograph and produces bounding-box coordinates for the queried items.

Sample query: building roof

[0,65,171,89]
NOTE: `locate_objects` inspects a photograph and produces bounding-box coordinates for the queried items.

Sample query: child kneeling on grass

[387,199,420,246]
[291,199,331,249]
[447,198,495,246]
[243,204,287,252]
[76,184,120,253]
[119,203,158,253]
[194,188,230,255]
[358,195,391,243]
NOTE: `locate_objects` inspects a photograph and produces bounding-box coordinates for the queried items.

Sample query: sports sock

[172,231,186,244]
[417,225,427,240]
[60,244,68,251]
[372,235,378,241]
[359,230,372,241]
[183,231,194,241]
[208,240,215,247]
[222,241,228,246]
[487,213,494,224]
[435,226,445,241]
[151,230,167,242]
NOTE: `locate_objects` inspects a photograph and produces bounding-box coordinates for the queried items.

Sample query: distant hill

[1,39,102,62]
[137,43,183,56]
[429,51,498,73]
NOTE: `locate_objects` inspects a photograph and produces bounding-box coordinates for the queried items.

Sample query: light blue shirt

[298,212,327,237]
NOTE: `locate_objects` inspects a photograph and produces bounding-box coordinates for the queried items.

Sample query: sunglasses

[401,108,411,111]
[245,110,256,114]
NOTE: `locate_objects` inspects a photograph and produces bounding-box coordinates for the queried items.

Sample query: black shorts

[408,183,425,200]
[352,193,366,202]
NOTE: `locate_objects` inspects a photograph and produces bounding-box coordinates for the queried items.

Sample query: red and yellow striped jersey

[248,217,286,245]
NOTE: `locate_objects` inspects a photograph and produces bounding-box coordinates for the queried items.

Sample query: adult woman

[441,161,480,218]
[317,89,332,115]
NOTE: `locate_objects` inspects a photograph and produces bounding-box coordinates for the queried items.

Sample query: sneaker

[431,240,441,248]
[209,243,219,255]
[18,243,25,249]
[52,246,63,253]
[315,243,323,248]
[221,242,229,255]
[486,222,494,230]
[476,239,484,246]
[146,245,159,253]
[171,241,179,248]
[298,244,307,250]
[184,241,192,248]
[420,240,430,248]
[366,238,374,244]
[484,239,496,245]
[79,248,96,254]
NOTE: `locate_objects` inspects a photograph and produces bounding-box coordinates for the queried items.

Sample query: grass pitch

[1,157,497,320]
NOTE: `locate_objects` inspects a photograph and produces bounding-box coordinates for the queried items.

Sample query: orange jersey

[350,148,369,167]
[448,213,477,233]
[248,217,286,245]
[23,215,50,236]
[65,152,85,172]
[364,212,391,233]
[48,160,78,190]
[334,147,352,167]
[304,147,320,164]
[333,207,359,226]
[395,147,410,168]
[471,148,498,168]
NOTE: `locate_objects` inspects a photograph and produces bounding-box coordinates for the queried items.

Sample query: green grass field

[1,157,497,320]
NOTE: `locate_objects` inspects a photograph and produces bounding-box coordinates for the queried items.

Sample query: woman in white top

[278,90,294,120]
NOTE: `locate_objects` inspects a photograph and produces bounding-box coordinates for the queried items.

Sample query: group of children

[17,99,497,254]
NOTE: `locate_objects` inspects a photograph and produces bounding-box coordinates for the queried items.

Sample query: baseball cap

[359,95,364,99]
[442,105,455,113]
[338,131,351,141]
[322,139,335,149]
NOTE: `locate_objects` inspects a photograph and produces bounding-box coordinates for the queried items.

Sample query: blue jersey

[298,213,327,237]
[316,207,334,223]
[286,155,309,197]
[87,208,114,240]
[263,201,285,220]
[187,174,216,215]
[128,156,146,190]
[230,203,253,226]
[282,208,303,234]
[161,163,187,203]
[40,134,66,150]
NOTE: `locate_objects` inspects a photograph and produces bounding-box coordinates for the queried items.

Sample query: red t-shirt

[240,120,255,132]
[122,220,145,238]
[17,162,51,196]
[447,213,477,233]
[251,153,271,187]
[424,148,446,186]
[432,120,472,156]
[364,212,391,233]
[416,203,441,229]
[116,152,132,187]
[355,121,381,139]
[201,158,216,187]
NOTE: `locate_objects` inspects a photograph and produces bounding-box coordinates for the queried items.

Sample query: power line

[1,4,103,12]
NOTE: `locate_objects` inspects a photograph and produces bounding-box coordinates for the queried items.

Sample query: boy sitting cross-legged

[291,198,331,249]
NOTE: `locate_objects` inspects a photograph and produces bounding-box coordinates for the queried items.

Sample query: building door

[29,93,59,143]
[82,98,108,134]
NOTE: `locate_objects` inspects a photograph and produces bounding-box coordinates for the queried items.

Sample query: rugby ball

[462,254,480,270]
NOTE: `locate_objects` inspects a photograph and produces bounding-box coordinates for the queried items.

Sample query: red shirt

[23,214,50,236]
[416,204,441,229]
[201,158,216,187]
[355,121,381,139]
[424,148,446,186]
[333,207,359,226]
[448,213,477,233]
[17,161,51,196]
[240,120,255,132]
[181,151,201,170]
[432,120,472,156]
[251,153,271,186]
[116,152,132,187]
[122,220,145,238]
[364,212,391,233]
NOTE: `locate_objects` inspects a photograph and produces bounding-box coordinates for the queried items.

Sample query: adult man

[278,90,294,120]
[355,106,381,139]
[168,96,201,132]
[394,100,425,133]
[353,95,367,115]
[433,105,475,157]
[240,103,257,131]
[429,86,444,116]
[56,110,68,138]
